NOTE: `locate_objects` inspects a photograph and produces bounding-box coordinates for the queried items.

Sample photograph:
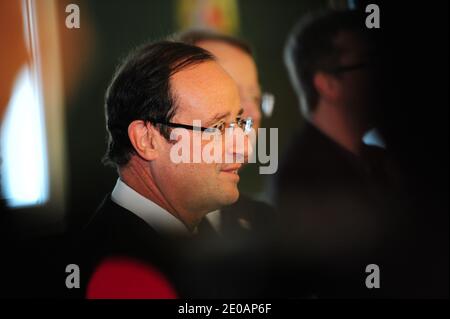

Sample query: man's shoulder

[80,194,161,257]
[279,123,360,179]
[85,194,157,236]
[232,193,275,214]
[76,194,186,297]
[286,123,345,163]
[221,193,276,234]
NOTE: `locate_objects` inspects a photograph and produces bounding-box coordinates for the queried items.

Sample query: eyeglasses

[150,116,254,135]
[326,61,378,74]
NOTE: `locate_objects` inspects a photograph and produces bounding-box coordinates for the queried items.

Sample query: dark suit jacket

[77,193,277,298]
[274,122,408,297]
[219,193,276,238]
[77,195,192,297]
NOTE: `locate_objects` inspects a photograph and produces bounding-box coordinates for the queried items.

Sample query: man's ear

[313,72,340,102]
[128,120,159,161]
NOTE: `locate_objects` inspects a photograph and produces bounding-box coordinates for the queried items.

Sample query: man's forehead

[170,60,241,120]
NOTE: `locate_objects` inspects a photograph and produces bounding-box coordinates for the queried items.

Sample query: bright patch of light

[1,66,49,207]
[363,128,386,149]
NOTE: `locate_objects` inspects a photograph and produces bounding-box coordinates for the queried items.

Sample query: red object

[86,257,178,299]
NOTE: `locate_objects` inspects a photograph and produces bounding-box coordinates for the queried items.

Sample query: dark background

[0,0,448,298]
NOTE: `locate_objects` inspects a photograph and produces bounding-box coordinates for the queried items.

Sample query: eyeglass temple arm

[152,121,209,131]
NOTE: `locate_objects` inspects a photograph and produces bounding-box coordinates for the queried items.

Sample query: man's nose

[225,127,253,163]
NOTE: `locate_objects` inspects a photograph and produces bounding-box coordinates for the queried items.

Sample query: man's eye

[206,121,225,133]
[215,122,225,132]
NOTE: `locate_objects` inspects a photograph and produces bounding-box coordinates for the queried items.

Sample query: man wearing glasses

[178,30,275,131]
[79,41,258,297]
[276,10,404,297]
[177,30,276,238]
[92,40,253,236]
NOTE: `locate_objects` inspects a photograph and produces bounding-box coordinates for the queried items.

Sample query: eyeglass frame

[149,116,254,134]
[325,58,381,75]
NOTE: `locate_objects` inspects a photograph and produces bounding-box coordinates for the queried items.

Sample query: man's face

[332,31,380,122]
[152,61,250,225]
[196,40,262,130]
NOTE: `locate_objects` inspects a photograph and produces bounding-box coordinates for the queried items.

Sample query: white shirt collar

[111,178,191,237]
[205,210,222,234]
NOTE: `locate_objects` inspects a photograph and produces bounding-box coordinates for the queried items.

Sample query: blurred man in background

[276,10,408,297]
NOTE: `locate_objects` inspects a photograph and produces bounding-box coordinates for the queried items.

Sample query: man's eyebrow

[205,111,230,126]
[205,109,244,126]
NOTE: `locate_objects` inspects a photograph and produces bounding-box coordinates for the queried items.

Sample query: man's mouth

[220,164,242,175]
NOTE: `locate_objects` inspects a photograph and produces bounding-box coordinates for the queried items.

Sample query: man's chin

[220,188,240,206]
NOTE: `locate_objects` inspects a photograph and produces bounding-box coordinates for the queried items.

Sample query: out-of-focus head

[285,10,380,122]
[178,30,263,130]
[104,41,252,226]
